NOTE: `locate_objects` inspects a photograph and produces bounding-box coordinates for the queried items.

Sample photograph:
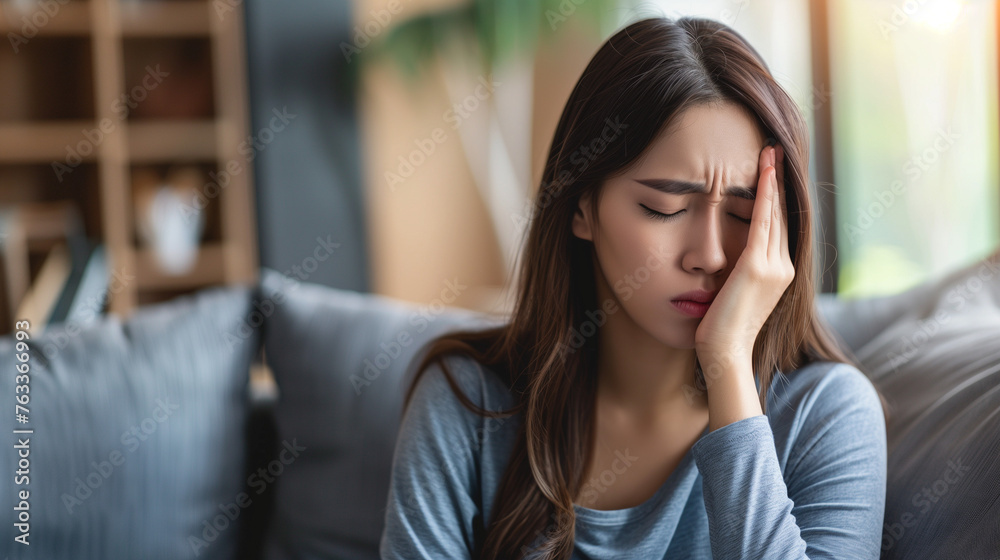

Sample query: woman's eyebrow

[634,178,757,200]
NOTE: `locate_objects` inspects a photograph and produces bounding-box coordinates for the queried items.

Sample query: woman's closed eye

[638,203,752,225]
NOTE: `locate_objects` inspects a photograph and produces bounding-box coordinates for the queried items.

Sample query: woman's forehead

[636,103,765,182]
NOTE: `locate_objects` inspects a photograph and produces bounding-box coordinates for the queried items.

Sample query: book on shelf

[47,237,108,327]
[14,243,71,335]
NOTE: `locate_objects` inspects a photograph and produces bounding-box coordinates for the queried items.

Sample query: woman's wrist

[697,350,763,432]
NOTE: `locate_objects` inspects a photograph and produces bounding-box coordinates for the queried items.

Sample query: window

[830,0,999,297]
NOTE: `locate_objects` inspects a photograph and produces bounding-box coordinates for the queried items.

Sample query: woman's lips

[671,299,710,318]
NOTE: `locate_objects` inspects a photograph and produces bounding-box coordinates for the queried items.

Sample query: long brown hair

[400,16,891,560]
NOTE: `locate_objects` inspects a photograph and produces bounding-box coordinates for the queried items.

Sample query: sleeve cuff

[691,414,773,468]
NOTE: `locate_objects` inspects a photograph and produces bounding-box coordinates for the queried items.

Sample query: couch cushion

[258,268,502,560]
[0,284,260,560]
[815,249,1000,559]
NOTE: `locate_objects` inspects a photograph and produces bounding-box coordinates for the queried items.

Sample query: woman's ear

[572,193,594,241]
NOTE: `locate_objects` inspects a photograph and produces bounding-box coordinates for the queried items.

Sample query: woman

[380,16,890,560]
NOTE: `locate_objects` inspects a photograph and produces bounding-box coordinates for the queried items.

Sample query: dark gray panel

[244,0,368,292]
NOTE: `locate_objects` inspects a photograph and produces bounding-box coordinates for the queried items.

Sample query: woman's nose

[680,210,728,275]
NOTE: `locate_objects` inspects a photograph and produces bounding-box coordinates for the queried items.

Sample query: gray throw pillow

[258,268,501,560]
[0,285,260,560]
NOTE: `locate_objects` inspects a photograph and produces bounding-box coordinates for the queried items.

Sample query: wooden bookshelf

[0,2,91,35]
[0,0,258,318]
[0,121,99,161]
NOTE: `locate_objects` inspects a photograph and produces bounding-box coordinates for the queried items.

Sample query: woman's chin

[646,324,698,350]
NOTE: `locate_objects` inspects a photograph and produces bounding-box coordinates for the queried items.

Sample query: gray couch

[2,254,998,560]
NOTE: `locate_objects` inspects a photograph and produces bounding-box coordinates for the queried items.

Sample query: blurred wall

[355,0,602,313]
[355,0,504,311]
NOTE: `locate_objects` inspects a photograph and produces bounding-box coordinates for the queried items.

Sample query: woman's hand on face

[693,143,795,366]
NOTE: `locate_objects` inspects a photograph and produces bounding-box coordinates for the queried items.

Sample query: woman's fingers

[775,144,790,262]
[768,147,782,260]
[750,145,774,255]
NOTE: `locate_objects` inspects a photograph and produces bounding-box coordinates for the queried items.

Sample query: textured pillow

[258,268,502,560]
[0,285,260,560]
[815,249,1000,559]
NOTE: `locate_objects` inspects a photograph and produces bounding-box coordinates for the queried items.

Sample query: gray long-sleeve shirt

[379,354,887,559]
